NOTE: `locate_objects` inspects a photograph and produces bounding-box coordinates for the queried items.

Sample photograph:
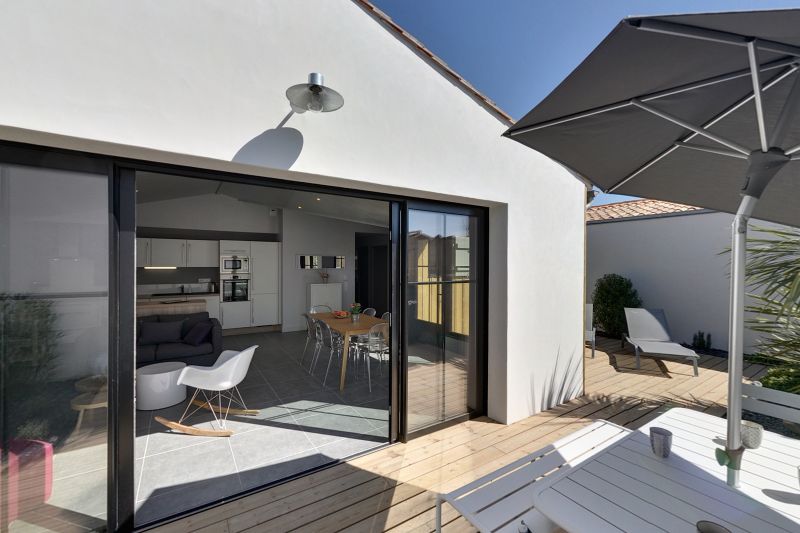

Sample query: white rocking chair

[155,345,258,437]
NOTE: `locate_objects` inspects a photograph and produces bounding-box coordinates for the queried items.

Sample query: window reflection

[1,165,108,532]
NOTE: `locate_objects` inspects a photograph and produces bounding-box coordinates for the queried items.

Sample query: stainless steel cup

[650,427,672,458]
[741,420,763,449]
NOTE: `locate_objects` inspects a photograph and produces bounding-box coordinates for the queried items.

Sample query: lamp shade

[286,73,344,113]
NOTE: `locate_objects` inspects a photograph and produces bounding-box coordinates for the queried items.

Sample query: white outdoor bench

[742,382,800,424]
[435,420,631,533]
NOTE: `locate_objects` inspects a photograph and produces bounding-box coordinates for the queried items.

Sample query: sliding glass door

[405,207,483,434]
[1,162,110,532]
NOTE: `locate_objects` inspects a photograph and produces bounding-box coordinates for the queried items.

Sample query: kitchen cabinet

[136,238,151,268]
[252,293,280,326]
[149,238,185,268]
[186,240,219,267]
[220,301,251,329]
[250,241,281,326]
[220,240,251,256]
[202,295,220,321]
[310,283,342,312]
[251,242,281,294]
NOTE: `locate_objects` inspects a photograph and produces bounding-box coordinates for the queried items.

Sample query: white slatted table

[436,420,631,533]
[531,408,800,533]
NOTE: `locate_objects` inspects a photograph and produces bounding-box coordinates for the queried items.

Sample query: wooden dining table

[310,312,387,391]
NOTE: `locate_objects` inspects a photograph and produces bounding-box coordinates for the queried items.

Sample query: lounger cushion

[628,338,698,359]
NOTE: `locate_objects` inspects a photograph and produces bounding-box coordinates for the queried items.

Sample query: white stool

[136,361,187,410]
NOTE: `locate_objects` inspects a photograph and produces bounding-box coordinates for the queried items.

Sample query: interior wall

[137,193,281,233]
[281,208,388,332]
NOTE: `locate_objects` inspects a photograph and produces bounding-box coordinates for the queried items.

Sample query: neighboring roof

[586,199,703,222]
[353,0,514,125]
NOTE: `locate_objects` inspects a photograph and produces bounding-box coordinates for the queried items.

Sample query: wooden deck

[155,337,767,533]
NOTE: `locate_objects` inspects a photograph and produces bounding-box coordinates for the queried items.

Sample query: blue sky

[370,0,800,205]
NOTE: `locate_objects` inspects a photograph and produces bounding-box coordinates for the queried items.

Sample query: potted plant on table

[350,303,362,323]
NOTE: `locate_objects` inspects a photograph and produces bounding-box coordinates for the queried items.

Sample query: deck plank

[154,337,770,533]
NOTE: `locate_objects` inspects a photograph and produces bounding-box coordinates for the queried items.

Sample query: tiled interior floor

[134,331,390,526]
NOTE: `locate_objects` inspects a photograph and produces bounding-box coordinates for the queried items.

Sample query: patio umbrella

[504,9,800,488]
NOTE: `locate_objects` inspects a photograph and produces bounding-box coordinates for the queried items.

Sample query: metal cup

[741,420,763,449]
[650,427,672,458]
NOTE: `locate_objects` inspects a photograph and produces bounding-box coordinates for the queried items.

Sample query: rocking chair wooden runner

[155,345,258,437]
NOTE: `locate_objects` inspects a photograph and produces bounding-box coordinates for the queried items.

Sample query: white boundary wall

[587,211,783,353]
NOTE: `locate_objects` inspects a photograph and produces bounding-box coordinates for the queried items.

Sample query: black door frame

[400,200,489,440]
[0,140,488,530]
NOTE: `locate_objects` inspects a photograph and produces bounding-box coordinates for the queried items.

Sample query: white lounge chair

[624,308,699,376]
[585,303,596,358]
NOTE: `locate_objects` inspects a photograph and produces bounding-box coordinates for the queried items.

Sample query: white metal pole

[726,194,757,487]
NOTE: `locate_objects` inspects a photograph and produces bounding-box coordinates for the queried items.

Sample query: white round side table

[136,361,187,410]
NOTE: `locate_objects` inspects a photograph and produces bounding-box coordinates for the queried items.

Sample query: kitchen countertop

[137,292,219,300]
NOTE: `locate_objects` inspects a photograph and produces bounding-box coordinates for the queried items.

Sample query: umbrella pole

[725,194,757,487]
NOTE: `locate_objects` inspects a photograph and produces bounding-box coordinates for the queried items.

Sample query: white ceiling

[136,172,389,228]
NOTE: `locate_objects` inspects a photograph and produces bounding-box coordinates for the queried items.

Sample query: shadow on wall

[232,111,303,169]
[531,345,583,413]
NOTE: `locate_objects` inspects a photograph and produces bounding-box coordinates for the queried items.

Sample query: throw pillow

[139,320,184,345]
[184,322,212,346]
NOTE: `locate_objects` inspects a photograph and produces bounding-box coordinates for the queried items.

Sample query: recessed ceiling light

[316,197,321,201]
[298,205,303,209]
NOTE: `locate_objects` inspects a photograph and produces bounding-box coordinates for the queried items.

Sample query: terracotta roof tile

[586,199,703,222]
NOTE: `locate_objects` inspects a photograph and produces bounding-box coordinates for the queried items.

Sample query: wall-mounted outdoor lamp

[286,73,344,113]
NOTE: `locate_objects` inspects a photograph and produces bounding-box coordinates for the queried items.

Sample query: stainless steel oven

[220,255,250,274]
[221,275,250,302]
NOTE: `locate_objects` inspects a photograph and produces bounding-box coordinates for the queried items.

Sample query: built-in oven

[221,275,250,302]
[220,255,250,274]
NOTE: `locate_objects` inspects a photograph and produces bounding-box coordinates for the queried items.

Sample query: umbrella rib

[674,142,748,159]
[505,58,796,137]
[631,99,750,155]
[609,64,799,193]
[747,41,769,152]
[632,18,800,58]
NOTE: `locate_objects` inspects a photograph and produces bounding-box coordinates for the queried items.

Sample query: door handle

[408,300,418,305]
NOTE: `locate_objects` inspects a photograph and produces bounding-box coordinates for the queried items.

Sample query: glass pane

[406,210,479,433]
[1,164,109,532]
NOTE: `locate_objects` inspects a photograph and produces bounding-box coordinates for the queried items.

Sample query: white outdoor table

[531,408,800,533]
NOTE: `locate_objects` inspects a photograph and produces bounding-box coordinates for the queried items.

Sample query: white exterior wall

[587,212,778,353]
[0,0,586,423]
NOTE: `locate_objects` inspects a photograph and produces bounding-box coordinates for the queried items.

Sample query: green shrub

[692,331,712,350]
[592,274,642,338]
[760,366,800,394]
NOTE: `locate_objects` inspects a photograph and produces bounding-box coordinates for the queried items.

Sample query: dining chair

[300,313,316,366]
[309,304,332,314]
[362,322,389,392]
[362,307,377,317]
[381,311,391,324]
[319,321,345,387]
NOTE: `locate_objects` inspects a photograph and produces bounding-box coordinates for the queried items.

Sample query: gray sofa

[136,312,222,367]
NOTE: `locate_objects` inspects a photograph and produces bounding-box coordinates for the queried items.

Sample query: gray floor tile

[296,411,379,447]
[136,439,237,504]
[238,449,332,491]
[135,470,242,526]
[315,428,387,460]
[228,423,315,470]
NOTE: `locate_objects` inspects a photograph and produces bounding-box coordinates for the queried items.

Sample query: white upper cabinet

[251,242,281,295]
[186,240,219,267]
[220,240,251,256]
[150,238,185,267]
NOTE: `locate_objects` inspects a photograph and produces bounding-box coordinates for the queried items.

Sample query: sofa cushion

[159,312,210,337]
[139,321,183,345]
[156,342,213,359]
[137,344,156,364]
[184,322,212,346]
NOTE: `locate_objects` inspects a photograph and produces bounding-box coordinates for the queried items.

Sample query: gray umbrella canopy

[505,9,800,227]
[505,8,800,489]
